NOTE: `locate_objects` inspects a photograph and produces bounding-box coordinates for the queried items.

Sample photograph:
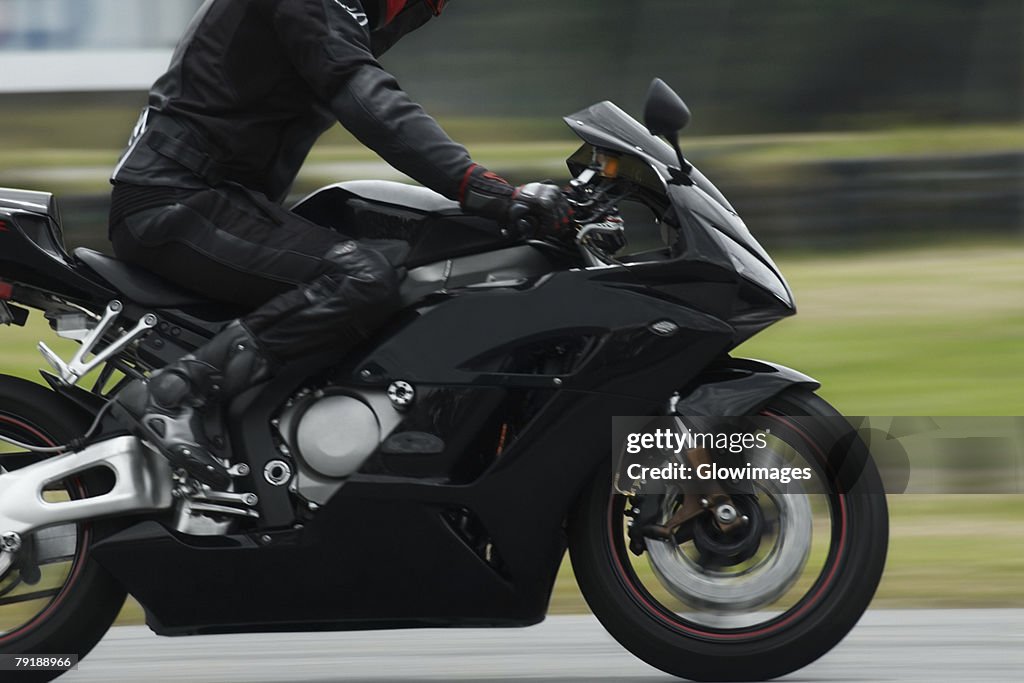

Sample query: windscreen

[565,102,680,171]
[566,102,737,214]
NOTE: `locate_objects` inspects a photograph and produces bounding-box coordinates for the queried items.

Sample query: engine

[274,388,406,504]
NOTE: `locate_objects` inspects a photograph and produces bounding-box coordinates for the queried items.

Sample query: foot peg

[165,442,231,489]
[172,477,261,522]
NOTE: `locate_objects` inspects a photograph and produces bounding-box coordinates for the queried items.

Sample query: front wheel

[568,389,888,681]
[0,376,126,682]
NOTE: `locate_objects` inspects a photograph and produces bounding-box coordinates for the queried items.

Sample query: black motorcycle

[0,80,887,682]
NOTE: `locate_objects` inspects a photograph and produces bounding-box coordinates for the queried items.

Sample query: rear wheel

[0,376,126,682]
[568,389,888,681]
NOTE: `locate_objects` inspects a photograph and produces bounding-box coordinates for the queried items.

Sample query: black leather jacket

[112,0,472,203]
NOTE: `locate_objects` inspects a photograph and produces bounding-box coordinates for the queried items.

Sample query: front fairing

[564,101,795,317]
[669,183,794,309]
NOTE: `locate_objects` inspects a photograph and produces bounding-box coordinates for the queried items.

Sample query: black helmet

[370,0,448,30]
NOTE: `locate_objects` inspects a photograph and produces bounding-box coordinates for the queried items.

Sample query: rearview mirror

[643,79,692,178]
[644,78,691,137]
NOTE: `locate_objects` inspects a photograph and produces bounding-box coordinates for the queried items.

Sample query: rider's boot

[113,321,275,488]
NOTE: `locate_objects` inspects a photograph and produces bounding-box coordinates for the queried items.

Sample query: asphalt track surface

[60,610,1022,682]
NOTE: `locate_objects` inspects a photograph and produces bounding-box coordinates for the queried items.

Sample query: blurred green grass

[740,242,1024,415]
[3,120,1022,195]
[1,241,1022,621]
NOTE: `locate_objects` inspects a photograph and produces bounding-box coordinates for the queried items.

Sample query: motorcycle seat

[74,248,212,308]
[74,243,410,310]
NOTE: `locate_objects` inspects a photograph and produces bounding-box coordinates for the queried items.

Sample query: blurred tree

[389,0,1023,133]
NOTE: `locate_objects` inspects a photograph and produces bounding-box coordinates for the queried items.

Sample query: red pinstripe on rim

[0,414,90,644]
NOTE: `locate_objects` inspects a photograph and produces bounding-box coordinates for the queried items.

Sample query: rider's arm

[270,0,473,201]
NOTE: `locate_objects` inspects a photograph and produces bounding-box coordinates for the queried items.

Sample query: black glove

[459,165,573,239]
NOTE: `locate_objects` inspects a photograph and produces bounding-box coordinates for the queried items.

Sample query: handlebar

[506,177,627,263]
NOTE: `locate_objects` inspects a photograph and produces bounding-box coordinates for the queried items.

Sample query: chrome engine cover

[278,391,404,504]
[297,395,380,478]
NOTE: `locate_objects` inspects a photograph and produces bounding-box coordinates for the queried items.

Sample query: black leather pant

[109,183,401,360]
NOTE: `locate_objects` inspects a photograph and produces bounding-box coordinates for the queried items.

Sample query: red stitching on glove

[482,171,509,184]
[458,163,480,204]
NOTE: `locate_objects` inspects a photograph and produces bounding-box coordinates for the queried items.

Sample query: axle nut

[0,532,22,553]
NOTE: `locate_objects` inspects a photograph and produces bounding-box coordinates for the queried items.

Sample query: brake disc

[644,452,813,614]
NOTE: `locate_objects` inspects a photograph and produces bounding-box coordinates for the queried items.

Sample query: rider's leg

[109,183,401,486]
[113,320,274,487]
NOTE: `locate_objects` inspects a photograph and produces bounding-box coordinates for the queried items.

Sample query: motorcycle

[0,80,887,682]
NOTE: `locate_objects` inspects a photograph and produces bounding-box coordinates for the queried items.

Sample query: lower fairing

[92,390,664,636]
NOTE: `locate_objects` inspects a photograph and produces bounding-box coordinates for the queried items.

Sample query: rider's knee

[321,241,401,313]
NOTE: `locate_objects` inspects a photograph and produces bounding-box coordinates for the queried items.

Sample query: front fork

[626,446,745,555]
[625,400,746,555]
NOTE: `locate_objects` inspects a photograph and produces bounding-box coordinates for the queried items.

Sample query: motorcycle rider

[108,0,573,488]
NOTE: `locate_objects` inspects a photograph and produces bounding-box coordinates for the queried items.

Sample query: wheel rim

[0,413,90,643]
[607,411,850,639]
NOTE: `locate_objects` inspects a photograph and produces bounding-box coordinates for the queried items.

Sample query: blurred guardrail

[52,151,1024,254]
[725,152,1024,249]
